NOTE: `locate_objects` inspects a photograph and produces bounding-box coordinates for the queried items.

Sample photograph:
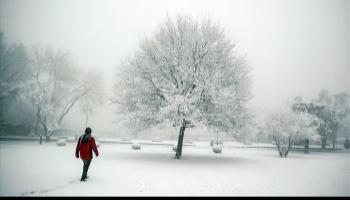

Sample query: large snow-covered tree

[113,15,252,158]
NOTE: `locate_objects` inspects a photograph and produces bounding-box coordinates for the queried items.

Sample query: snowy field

[0,141,349,196]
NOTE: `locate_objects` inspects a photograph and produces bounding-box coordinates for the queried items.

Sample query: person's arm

[75,137,81,158]
[91,137,99,157]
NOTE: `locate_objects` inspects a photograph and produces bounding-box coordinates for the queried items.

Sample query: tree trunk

[332,136,336,149]
[43,119,50,142]
[274,137,283,158]
[45,134,50,142]
[34,109,39,136]
[175,125,186,159]
[216,131,219,146]
[284,137,292,158]
[44,127,50,142]
[33,107,41,139]
[304,138,309,154]
[277,147,283,158]
[321,137,327,149]
[38,115,50,142]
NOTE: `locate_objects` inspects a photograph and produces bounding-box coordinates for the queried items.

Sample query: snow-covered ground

[0,141,349,196]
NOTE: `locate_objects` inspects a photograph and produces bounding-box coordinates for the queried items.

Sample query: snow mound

[56,139,66,146]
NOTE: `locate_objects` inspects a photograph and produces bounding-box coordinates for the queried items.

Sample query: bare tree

[113,15,252,158]
[25,47,88,141]
[79,69,105,127]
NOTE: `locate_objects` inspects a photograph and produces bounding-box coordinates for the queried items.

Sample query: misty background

[0,0,349,135]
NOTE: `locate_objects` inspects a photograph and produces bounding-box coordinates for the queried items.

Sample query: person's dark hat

[85,127,92,134]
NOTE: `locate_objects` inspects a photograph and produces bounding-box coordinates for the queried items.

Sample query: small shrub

[131,143,141,150]
[212,146,222,154]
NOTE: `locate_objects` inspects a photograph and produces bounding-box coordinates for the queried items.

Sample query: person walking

[75,127,99,182]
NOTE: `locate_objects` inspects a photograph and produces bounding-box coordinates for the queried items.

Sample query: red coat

[75,136,99,160]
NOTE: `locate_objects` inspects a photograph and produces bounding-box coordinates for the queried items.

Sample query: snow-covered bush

[265,108,318,158]
[56,139,66,146]
[212,146,222,154]
[131,143,141,150]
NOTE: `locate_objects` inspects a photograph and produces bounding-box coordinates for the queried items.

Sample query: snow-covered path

[0,141,349,196]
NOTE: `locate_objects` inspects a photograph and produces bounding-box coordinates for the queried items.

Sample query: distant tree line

[0,33,104,142]
[292,90,350,149]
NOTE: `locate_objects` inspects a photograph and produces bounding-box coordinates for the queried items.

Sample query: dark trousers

[81,159,92,179]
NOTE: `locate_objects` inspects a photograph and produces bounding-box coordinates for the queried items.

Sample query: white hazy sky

[0,0,349,133]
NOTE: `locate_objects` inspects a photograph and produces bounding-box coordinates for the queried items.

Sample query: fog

[1,0,349,133]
